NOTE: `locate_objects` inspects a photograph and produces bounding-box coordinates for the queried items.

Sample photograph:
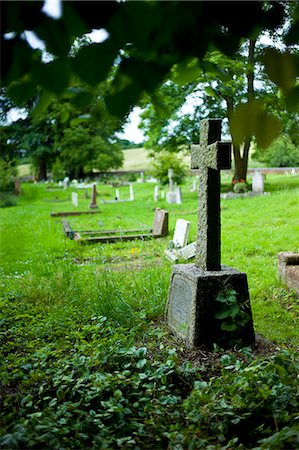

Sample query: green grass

[1,175,298,449]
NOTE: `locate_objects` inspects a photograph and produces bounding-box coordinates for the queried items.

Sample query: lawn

[0,174,298,449]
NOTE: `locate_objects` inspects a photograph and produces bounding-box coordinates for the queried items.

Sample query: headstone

[252,171,264,193]
[115,188,120,200]
[173,219,190,248]
[89,183,98,209]
[175,186,182,204]
[168,168,174,192]
[191,179,197,192]
[72,192,78,207]
[154,185,159,202]
[161,190,165,199]
[63,176,69,189]
[152,208,169,236]
[141,172,145,183]
[129,183,134,201]
[166,119,255,349]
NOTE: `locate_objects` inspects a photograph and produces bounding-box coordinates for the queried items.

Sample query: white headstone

[154,185,159,202]
[63,176,69,189]
[175,186,182,204]
[191,179,197,192]
[161,190,165,199]
[252,172,264,193]
[129,183,134,201]
[72,192,78,207]
[168,168,174,192]
[115,188,120,200]
[166,191,178,204]
[173,219,190,248]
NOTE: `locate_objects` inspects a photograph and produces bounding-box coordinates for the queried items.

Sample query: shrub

[252,135,299,167]
[150,150,188,185]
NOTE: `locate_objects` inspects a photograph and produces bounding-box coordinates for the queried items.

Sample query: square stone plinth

[166,264,255,349]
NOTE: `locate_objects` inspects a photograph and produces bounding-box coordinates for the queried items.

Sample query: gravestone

[89,183,98,209]
[129,183,134,201]
[252,171,264,193]
[63,176,69,189]
[115,188,120,200]
[165,219,193,262]
[166,168,182,204]
[152,208,168,237]
[166,119,255,349]
[71,192,78,207]
[191,178,197,192]
[173,219,190,248]
[154,185,159,202]
[175,186,182,204]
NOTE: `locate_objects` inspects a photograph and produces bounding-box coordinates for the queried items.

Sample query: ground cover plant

[1,175,299,449]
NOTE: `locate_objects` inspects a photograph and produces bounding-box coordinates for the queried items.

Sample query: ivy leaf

[136,358,147,369]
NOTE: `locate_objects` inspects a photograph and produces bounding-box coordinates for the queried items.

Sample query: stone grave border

[61,208,169,244]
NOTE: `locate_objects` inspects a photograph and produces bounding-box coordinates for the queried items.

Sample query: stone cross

[191,119,231,271]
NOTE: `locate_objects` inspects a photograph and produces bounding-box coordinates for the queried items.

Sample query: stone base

[166,264,255,349]
[89,204,98,209]
[278,252,299,296]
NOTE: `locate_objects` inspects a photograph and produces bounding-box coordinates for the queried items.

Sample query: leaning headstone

[165,219,193,262]
[89,183,98,209]
[173,219,190,248]
[72,192,78,207]
[152,208,169,237]
[252,171,264,193]
[154,185,159,202]
[166,119,255,349]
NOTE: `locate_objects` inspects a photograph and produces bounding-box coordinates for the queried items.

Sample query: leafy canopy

[2,0,298,146]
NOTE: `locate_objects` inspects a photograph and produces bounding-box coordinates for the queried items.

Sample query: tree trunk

[226,38,256,184]
[38,158,47,181]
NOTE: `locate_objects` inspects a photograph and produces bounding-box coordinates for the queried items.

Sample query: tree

[2,0,297,150]
[139,27,298,183]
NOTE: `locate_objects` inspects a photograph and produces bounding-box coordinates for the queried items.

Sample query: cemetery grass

[0,176,298,449]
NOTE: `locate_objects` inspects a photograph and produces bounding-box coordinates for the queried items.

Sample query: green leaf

[221,322,237,332]
[136,358,147,369]
[173,59,202,86]
[8,81,36,107]
[263,48,297,91]
[31,60,70,95]
[72,41,118,86]
[60,110,69,123]
[32,89,53,119]
[230,100,282,148]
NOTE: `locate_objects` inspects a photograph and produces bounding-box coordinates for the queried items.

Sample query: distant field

[17,147,265,177]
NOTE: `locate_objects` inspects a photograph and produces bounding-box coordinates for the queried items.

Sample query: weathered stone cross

[191,119,231,271]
